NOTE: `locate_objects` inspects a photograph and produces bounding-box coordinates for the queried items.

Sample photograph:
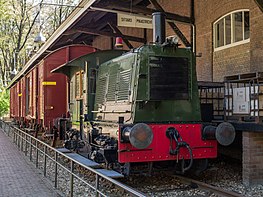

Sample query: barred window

[214,10,249,50]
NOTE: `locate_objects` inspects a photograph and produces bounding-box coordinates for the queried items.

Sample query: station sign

[117,13,153,29]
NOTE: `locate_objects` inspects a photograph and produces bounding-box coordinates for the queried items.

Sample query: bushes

[0,88,9,117]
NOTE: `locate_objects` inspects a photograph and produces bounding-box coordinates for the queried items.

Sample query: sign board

[117,13,153,29]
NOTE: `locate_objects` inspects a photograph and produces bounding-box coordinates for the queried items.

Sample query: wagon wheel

[51,128,58,147]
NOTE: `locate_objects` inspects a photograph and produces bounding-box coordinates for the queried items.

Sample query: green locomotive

[53,13,235,175]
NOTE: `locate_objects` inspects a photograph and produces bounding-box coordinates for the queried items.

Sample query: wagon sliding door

[43,63,68,128]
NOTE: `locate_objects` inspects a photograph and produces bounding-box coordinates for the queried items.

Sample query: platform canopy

[8,0,194,88]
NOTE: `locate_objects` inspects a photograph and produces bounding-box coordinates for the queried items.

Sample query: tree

[0,0,81,88]
[41,0,81,37]
[0,88,9,117]
[0,0,42,87]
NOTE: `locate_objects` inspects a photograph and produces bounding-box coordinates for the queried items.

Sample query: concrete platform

[0,129,59,197]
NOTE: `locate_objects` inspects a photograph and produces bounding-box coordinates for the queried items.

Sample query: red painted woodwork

[37,45,96,128]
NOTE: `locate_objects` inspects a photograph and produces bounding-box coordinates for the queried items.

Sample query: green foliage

[0,88,9,117]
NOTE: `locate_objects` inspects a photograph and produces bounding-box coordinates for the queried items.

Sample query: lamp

[115,37,123,48]
[34,3,46,43]
[10,68,18,75]
[34,31,46,43]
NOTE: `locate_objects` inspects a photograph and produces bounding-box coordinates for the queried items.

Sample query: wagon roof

[51,49,127,78]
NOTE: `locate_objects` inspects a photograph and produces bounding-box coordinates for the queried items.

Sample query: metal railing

[0,120,146,197]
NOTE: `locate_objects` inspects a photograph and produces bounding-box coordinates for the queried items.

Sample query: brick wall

[195,0,251,81]
[213,43,250,81]
[243,132,263,186]
[249,3,263,72]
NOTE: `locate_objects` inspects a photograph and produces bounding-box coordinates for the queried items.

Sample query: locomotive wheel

[122,163,131,176]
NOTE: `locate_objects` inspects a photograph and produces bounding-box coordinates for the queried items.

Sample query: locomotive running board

[95,169,124,178]
[65,152,101,168]
[56,147,72,153]
[56,148,124,178]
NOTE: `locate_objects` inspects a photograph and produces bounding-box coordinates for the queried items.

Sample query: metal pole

[95,174,99,197]
[8,124,10,136]
[30,137,32,161]
[70,160,74,197]
[15,130,17,145]
[54,152,58,188]
[18,130,20,148]
[13,128,16,143]
[44,146,47,177]
[25,135,28,156]
[36,141,38,168]
[21,132,24,151]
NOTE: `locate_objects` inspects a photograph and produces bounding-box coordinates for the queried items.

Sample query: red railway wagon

[24,67,37,121]
[11,45,96,133]
[20,77,26,121]
[9,84,18,119]
[38,45,96,131]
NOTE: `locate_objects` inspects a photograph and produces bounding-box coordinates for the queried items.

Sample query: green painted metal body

[94,44,201,124]
[53,50,126,123]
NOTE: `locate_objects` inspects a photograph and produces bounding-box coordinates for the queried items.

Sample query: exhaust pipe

[152,12,166,44]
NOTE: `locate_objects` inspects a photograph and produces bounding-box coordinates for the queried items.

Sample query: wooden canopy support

[64,27,146,44]
[148,0,191,47]
[254,0,263,12]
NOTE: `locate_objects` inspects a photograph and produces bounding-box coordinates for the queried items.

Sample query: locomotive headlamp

[129,123,153,149]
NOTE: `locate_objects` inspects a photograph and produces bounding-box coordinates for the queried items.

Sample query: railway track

[121,169,245,197]
[173,175,245,197]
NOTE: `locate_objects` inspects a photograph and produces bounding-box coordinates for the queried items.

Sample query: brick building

[92,0,263,84]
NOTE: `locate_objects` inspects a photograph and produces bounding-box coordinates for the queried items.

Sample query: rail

[0,120,146,197]
[173,175,245,197]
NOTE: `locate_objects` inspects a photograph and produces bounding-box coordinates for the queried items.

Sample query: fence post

[96,174,100,197]
[25,134,28,156]
[44,146,47,177]
[21,132,24,152]
[13,128,16,143]
[7,124,10,136]
[18,130,21,148]
[30,137,33,161]
[54,152,58,188]
[36,141,38,168]
[70,160,74,197]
